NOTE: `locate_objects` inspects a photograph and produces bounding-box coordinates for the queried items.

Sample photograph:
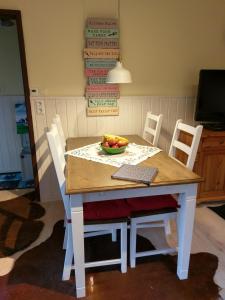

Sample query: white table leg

[70,194,85,298]
[177,184,197,279]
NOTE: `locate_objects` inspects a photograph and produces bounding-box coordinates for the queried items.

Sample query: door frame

[0,9,40,199]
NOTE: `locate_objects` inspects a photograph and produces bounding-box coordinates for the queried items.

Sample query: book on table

[111,164,158,185]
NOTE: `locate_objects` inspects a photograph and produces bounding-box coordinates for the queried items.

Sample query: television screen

[195,69,225,127]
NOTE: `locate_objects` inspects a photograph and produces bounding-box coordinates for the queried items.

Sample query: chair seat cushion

[126,194,179,213]
[83,199,131,221]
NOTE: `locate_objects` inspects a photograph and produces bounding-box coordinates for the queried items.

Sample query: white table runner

[66,142,161,168]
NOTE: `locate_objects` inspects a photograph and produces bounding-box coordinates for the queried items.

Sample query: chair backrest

[53,114,66,150]
[46,123,71,219]
[142,112,163,146]
[169,119,203,170]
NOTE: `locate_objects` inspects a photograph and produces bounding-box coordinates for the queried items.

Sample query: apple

[112,144,119,148]
[103,141,109,148]
[108,138,117,146]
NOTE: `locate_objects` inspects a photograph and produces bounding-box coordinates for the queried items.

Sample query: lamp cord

[118,0,122,62]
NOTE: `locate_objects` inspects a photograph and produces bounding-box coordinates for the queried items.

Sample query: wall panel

[31,96,196,202]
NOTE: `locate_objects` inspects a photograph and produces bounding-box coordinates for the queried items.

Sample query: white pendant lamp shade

[106,61,132,84]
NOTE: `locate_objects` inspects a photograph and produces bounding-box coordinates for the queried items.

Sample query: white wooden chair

[52,115,67,232]
[47,124,129,280]
[129,119,203,268]
[169,119,202,170]
[53,114,66,150]
[143,112,163,146]
[51,120,119,246]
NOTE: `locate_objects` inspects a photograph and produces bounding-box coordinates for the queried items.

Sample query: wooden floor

[1,197,225,299]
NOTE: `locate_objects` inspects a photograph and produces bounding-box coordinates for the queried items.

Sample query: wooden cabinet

[177,129,225,203]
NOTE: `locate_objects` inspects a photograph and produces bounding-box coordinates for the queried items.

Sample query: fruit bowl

[100,143,127,154]
[100,134,129,155]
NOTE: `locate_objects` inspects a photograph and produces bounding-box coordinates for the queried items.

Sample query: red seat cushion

[83,199,131,221]
[126,194,179,213]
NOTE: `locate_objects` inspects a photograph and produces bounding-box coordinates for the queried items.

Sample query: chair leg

[130,219,137,268]
[63,223,68,250]
[62,225,73,281]
[120,223,127,273]
[164,219,171,235]
[111,229,117,242]
[175,213,179,249]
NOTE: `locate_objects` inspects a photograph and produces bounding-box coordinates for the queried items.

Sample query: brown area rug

[0,193,45,257]
[0,220,219,300]
[209,204,225,220]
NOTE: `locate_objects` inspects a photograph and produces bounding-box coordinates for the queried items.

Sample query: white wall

[0,1,225,96]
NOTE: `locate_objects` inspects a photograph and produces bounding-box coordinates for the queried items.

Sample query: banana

[103,134,115,140]
[103,134,116,142]
[118,136,129,143]
[103,134,129,144]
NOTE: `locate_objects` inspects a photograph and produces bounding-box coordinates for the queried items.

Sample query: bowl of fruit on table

[101,134,129,154]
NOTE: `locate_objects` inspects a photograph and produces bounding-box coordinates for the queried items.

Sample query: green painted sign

[88,99,118,107]
[85,59,116,69]
[88,77,107,84]
[85,28,119,38]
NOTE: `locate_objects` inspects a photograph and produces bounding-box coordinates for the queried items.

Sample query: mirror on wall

[0,10,38,197]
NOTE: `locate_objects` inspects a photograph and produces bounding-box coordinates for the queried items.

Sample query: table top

[66,135,202,195]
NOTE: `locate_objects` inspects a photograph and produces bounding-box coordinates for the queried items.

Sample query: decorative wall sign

[88,99,117,107]
[86,38,119,49]
[88,77,107,84]
[87,106,119,116]
[85,28,119,39]
[86,18,118,28]
[84,48,120,59]
[85,69,109,77]
[84,17,120,117]
[86,91,120,99]
[86,84,119,92]
[85,59,117,69]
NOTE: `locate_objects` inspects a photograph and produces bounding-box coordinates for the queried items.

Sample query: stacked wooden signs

[84,18,120,116]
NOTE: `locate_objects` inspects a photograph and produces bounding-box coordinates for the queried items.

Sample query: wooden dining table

[66,135,202,298]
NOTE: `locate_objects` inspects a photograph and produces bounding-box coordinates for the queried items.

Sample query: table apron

[69,183,198,204]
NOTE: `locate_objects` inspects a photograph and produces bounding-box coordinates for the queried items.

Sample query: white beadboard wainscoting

[30,96,196,202]
[0,96,25,173]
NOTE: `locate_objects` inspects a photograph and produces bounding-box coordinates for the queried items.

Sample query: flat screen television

[195,69,225,130]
